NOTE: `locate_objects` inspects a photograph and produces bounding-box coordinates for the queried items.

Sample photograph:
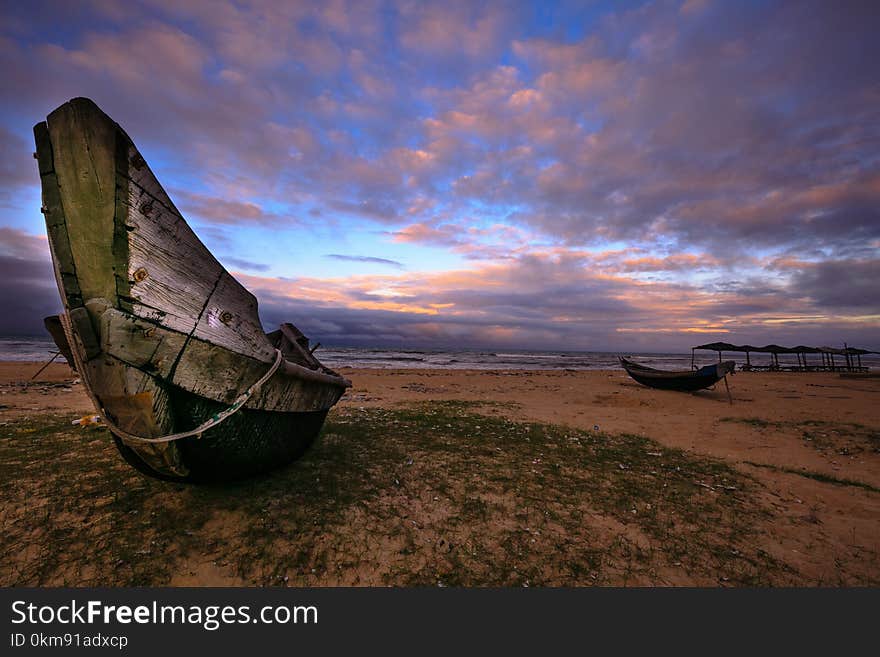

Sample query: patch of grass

[1,402,793,587]
[0,414,216,585]
[720,417,773,429]
[743,461,880,494]
[366,401,786,585]
[720,417,880,456]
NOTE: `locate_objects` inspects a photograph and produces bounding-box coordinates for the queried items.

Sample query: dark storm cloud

[792,260,880,310]
[0,127,34,193]
[0,229,60,335]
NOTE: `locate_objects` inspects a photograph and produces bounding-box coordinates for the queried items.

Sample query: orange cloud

[231,247,877,352]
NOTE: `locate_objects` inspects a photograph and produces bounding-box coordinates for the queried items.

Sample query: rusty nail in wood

[220,311,233,324]
[140,201,153,216]
[133,267,148,282]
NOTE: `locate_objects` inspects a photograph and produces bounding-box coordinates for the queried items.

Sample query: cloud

[2,220,876,350]
[7,0,873,256]
[172,190,298,227]
[219,256,271,273]
[411,1,880,255]
[790,259,880,310]
[324,254,405,269]
[0,1,877,350]
[391,220,540,261]
[238,250,880,351]
[0,229,60,335]
[615,253,721,274]
[398,0,515,62]
[0,127,35,193]
[391,222,465,248]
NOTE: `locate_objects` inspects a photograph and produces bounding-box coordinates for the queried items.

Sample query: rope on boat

[59,311,284,443]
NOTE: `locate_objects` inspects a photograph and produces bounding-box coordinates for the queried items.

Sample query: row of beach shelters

[691,342,876,372]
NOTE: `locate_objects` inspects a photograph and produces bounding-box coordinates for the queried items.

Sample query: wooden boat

[35,97,351,482]
[619,357,735,392]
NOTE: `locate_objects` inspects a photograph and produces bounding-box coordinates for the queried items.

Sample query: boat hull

[113,389,329,483]
[35,97,350,482]
[623,369,723,392]
[620,358,734,392]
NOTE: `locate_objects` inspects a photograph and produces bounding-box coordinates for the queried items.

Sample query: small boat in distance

[619,356,735,392]
[35,98,351,482]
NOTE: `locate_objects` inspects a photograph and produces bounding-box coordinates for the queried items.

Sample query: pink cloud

[392,222,461,247]
[398,0,511,58]
[41,22,210,98]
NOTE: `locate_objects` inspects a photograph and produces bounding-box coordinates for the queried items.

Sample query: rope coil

[59,311,284,443]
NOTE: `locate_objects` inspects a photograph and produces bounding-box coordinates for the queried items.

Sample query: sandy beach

[2,361,878,586]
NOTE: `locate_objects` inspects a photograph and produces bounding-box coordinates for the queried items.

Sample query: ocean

[3,336,876,371]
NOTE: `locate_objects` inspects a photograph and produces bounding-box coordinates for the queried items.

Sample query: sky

[0,0,877,352]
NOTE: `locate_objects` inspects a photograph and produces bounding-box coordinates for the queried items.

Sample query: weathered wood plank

[100,308,188,378]
[33,121,54,175]
[191,271,276,361]
[172,338,345,411]
[47,98,118,308]
[279,323,322,369]
[123,141,184,217]
[62,305,186,478]
[120,141,280,363]
[42,177,84,309]
[85,356,187,477]
[35,122,83,309]
[123,179,223,334]
[43,315,76,369]
[101,309,344,411]
[113,130,132,313]
[69,306,100,359]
